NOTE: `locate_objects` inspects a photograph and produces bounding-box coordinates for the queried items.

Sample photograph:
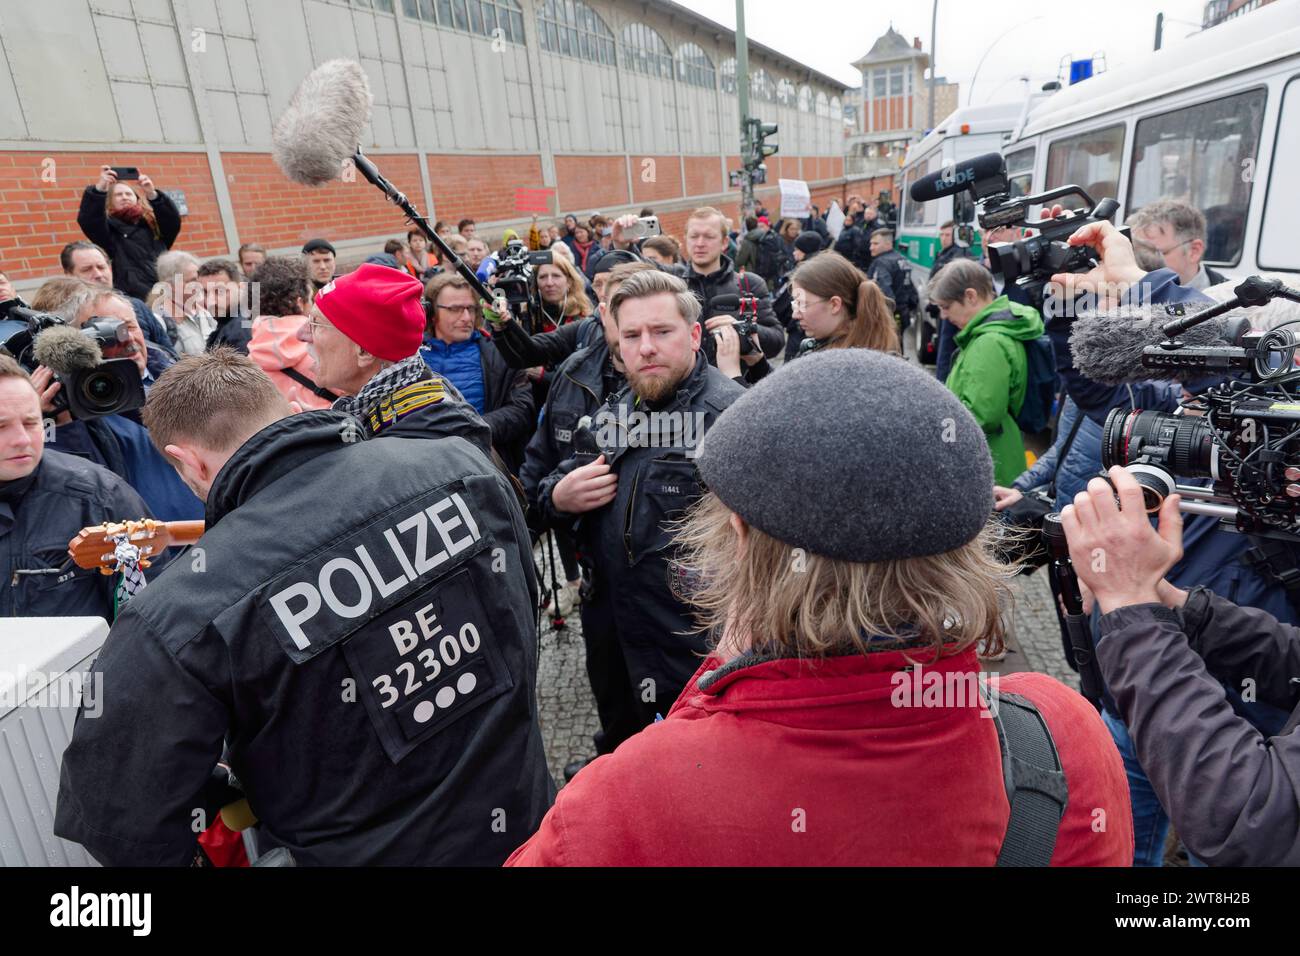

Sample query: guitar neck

[164,520,206,547]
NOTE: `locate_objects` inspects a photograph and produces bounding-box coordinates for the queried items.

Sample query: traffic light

[744,118,778,168]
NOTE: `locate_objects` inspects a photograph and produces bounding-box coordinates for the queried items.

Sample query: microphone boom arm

[352,148,499,306]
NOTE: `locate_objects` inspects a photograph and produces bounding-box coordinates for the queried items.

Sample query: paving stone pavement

[532,534,1078,785]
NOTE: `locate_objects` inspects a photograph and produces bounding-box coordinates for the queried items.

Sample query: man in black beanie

[508,349,1132,866]
[536,269,743,744]
[301,238,337,290]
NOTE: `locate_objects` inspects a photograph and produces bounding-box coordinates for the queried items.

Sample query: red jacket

[506,647,1132,866]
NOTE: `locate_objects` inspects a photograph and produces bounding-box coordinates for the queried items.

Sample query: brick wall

[223,152,424,250]
[555,155,627,212]
[629,154,682,205]
[0,150,225,282]
[683,156,721,197]
[426,153,545,224]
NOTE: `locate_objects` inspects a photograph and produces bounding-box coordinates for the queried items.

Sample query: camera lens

[80,370,123,410]
[1102,408,1214,478]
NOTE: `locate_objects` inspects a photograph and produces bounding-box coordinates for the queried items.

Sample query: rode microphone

[908,153,1008,204]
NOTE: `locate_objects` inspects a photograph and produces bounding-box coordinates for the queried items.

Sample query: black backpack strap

[1242,536,1300,609]
[280,366,340,402]
[993,692,1069,866]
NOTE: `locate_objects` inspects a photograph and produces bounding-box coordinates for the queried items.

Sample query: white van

[1003,0,1300,281]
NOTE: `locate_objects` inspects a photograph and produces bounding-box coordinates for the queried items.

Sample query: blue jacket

[421,333,487,413]
[44,414,205,521]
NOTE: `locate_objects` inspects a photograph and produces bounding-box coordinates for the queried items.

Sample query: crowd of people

[0,162,1294,868]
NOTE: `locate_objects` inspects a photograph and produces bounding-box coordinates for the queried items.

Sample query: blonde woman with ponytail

[789,251,900,356]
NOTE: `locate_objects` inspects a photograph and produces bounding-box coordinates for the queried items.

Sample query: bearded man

[537,270,743,731]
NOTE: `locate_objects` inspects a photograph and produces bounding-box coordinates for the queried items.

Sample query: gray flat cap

[695,349,994,562]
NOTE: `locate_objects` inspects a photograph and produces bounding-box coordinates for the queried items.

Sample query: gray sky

[676,0,1210,105]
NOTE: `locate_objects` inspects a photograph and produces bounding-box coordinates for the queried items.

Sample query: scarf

[332,354,446,438]
[112,204,144,225]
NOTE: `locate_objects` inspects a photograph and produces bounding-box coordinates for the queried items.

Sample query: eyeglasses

[1154,237,1194,256]
[305,318,332,336]
[436,304,478,316]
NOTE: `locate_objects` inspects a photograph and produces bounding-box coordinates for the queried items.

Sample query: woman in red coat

[506,349,1133,867]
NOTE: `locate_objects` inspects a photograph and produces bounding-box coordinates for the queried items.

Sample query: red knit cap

[313,263,426,362]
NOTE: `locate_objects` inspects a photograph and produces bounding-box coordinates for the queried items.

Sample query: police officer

[867,228,918,332]
[537,270,743,736]
[521,261,656,779]
[55,350,554,865]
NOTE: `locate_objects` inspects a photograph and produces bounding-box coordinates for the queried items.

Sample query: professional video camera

[908,152,1127,305]
[491,240,556,321]
[0,307,145,419]
[1101,276,1300,541]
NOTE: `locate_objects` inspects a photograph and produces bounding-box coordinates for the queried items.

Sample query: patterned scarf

[332,354,449,438]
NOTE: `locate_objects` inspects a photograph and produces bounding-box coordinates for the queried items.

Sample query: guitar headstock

[68,519,178,575]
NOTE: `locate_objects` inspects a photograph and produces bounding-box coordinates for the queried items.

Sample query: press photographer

[1061,466,1300,866]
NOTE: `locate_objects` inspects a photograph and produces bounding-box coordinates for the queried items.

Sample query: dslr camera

[0,305,145,419]
[702,292,761,359]
[1102,277,1300,542]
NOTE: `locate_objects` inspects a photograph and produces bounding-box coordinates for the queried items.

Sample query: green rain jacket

[946,295,1045,485]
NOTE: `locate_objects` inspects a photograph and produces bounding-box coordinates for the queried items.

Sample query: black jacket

[682,256,785,376]
[492,314,603,371]
[77,186,182,301]
[537,353,743,708]
[520,337,622,527]
[206,313,253,354]
[833,223,871,271]
[0,450,151,619]
[929,242,975,279]
[1098,590,1300,866]
[868,249,913,315]
[55,411,554,865]
[476,334,535,473]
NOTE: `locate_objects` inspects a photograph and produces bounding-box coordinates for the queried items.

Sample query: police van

[999,0,1300,281]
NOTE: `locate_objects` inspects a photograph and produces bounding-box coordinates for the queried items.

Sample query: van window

[1128,88,1267,266]
[1258,76,1299,272]
[1045,125,1125,211]
[1005,146,1035,198]
[902,154,939,228]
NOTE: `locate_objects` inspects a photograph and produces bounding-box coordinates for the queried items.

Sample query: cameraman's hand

[712,325,742,379]
[1040,203,1145,303]
[95,165,117,193]
[993,485,1023,512]
[30,367,71,425]
[483,294,512,328]
[1060,466,1183,614]
[137,173,158,201]
[552,455,618,514]
[611,214,639,250]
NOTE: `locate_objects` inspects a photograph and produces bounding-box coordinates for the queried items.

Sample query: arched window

[620,23,673,80]
[797,84,812,112]
[677,42,715,89]
[776,77,796,107]
[403,0,525,44]
[750,67,774,102]
[720,57,738,95]
[815,90,829,118]
[536,0,615,66]
[830,95,842,118]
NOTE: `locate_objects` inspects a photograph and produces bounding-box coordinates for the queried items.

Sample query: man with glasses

[1125,199,1227,292]
[297,263,490,454]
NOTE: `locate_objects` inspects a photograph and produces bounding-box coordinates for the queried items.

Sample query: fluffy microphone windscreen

[1070,301,1231,385]
[32,325,102,375]
[273,59,373,187]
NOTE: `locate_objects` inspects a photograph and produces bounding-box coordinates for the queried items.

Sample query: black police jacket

[0,450,151,619]
[537,352,743,707]
[520,337,622,528]
[682,256,785,365]
[55,411,554,865]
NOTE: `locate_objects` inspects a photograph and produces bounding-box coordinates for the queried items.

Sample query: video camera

[491,241,557,329]
[0,305,145,419]
[908,152,1126,305]
[702,292,761,359]
[1101,276,1300,542]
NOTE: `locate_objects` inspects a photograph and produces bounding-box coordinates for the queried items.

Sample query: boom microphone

[1070,302,1233,385]
[908,152,1007,203]
[272,59,373,187]
[33,325,102,376]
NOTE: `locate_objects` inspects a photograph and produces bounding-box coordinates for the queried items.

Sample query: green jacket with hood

[945,295,1045,485]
